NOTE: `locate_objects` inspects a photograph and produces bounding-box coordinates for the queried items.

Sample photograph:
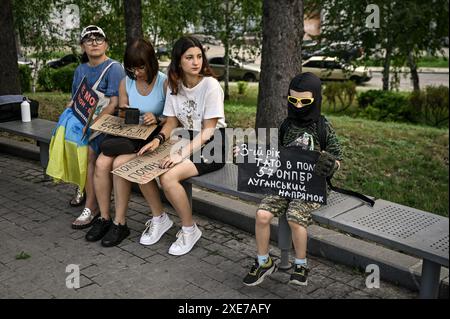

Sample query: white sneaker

[139,215,173,246]
[168,224,202,256]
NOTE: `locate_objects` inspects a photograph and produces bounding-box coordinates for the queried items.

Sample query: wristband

[154,135,164,144]
[158,132,166,142]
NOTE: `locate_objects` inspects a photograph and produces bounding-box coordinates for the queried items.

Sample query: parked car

[46,54,80,69]
[302,41,364,62]
[302,56,372,83]
[208,56,260,82]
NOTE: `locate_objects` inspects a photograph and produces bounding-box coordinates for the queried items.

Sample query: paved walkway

[0,152,418,299]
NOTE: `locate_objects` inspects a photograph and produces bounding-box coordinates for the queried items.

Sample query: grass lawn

[23,88,449,217]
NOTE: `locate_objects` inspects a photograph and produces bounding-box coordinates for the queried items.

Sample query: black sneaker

[289,264,309,286]
[243,257,276,286]
[101,223,130,247]
[85,218,112,242]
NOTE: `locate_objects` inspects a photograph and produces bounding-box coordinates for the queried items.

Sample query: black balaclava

[286,72,322,127]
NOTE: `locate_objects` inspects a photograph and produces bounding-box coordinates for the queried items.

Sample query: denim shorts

[89,133,105,155]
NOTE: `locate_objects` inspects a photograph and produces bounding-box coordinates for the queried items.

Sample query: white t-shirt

[163,76,227,131]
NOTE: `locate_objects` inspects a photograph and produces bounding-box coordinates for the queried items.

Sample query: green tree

[124,0,143,46]
[201,0,262,100]
[143,0,202,47]
[256,0,303,130]
[0,0,21,95]
[316,0,449,91]
[13,0,66,92]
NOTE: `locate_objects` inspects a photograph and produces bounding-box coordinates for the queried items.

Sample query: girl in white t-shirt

[137,36,227,256]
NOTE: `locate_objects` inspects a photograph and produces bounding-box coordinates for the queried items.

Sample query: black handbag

[100,135,143,156]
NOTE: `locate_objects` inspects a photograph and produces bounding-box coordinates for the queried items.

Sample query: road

[359,71,449,91]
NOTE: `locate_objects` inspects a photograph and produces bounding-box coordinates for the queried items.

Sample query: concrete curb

[1,137,448,298]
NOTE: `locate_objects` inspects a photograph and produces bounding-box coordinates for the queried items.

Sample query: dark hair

[80,32,108,64]
[123,38,159,85]
[168,36,215,94]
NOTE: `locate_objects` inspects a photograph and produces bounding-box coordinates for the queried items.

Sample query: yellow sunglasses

[288,96,314,107]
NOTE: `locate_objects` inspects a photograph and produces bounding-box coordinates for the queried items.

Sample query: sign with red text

[72,76,99,126]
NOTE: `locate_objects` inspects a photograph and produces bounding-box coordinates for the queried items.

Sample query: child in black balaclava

[243,72,343,287]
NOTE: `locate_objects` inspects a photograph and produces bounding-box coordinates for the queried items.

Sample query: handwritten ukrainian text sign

[112,138,191,184]
[72,77,99,126]
[237,144,327,204]
[90,114,156,140]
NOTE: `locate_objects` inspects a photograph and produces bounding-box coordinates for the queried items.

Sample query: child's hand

[314,151,338,177]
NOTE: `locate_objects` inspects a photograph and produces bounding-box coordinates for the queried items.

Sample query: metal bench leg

[278,213,292,270]
[38,142,50,178]
[419,259,441,299]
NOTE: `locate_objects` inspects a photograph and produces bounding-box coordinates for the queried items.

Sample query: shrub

[37,66,55,91]
[18,64,32,93]
[237,81,248,95]
[37,63,78,92]
[357,90,413,123]
[410,85,449,127]
[357,90,385,109]
[323,81,356,112]
[51,63,77,93]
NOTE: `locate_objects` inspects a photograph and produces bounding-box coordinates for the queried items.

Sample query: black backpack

[0,95,39,122]
[317,116,374,206]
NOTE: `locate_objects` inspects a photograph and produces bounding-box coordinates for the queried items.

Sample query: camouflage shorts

[258,195,321,228]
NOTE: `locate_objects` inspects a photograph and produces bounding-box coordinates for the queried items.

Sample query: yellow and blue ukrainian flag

[46,108,90,191]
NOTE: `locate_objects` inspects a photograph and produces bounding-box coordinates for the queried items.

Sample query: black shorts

[188,128,226,176]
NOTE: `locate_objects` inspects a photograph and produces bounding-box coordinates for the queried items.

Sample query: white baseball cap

[80,25,106,41]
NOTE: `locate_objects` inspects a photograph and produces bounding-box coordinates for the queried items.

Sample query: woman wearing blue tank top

[87,39,168,246]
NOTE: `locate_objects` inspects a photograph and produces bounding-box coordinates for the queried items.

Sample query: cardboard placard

[112,138,191,184]
[90,114,156,140]
[71,76,99,126]
[236,144,327,204]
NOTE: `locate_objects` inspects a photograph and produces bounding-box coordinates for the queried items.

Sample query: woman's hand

[159,153,183,169]
[143,112,158,125]
[137,138,160,156]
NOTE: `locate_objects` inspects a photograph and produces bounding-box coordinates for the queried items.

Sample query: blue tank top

[125,71,167,116]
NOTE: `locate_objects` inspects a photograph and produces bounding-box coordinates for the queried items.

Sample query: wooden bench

[185,163,449,299]
[0,119,55,172]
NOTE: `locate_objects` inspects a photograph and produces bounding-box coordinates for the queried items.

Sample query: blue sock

[257,254,269,266]
[295,258,307,266]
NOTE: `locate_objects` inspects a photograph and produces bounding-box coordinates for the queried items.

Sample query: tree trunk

[408,51,420,91]
[382,47,391,91]
[256,0,303,131]
[224,37,230,101]
[0,0,21,95]
[124,0,143,46]
[223,0,230,101]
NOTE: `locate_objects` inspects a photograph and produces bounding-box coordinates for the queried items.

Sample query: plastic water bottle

[21,97,31,122]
